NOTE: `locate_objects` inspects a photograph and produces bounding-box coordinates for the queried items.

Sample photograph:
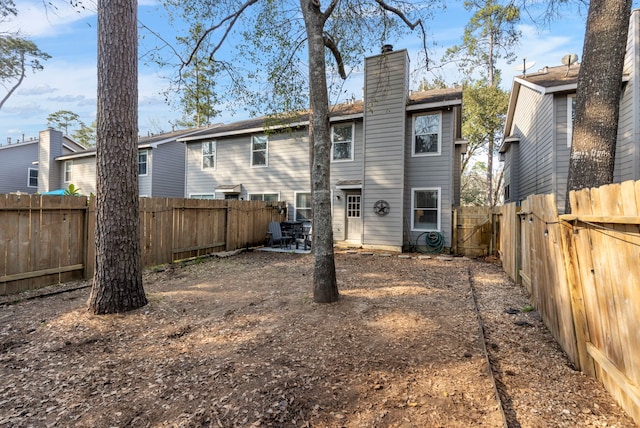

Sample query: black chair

[268,221,292,248]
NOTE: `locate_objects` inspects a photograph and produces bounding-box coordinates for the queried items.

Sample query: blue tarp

[40,189,66,195]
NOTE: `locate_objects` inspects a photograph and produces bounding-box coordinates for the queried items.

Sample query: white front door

[345,192,362,242]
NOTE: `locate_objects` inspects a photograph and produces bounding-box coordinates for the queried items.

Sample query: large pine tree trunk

[565,0,632,213]
[300,0,339,304]
[88,0,147,314]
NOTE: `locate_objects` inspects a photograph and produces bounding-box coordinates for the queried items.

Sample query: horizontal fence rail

[498,180,640,425]
[0,194,286,295]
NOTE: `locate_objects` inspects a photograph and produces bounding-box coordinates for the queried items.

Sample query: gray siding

[150,142,186,197]
[618,10,639,182]
[508,86,554,201]
[553,94,572,212]
[0,141,38,194]
[38,129,64,193]
[362,49,408,249]
[185,129,311,214]
[404,110,454,247]
[330,120,364,240]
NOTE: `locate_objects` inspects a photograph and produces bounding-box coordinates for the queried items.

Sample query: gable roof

[55,127,202,161]
[501,64,580,152]
[179,87,463,142]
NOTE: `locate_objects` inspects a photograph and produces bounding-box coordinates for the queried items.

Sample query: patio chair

[295,224,312,250]
[268,221,292,249]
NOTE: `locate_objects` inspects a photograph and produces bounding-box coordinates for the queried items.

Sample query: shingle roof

[516,64,580,89]
[180,88,462,142]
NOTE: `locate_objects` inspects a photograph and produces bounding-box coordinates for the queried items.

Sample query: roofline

[178,113,365,142]
[406,98,462,111]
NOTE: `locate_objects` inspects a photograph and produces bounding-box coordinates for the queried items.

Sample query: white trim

[64,160,73,183]
[250,135,268,168]
[412,111,442,157]
[331,122,355,162]
[567,94,576,147]
[405,99,461,111]
[294,190,312,222]
[202,141,216,170]
[27,168,38,188]
[248,191,281,201]
[410,187,441,232]
[188,193,215,199]
[138,149,149,176]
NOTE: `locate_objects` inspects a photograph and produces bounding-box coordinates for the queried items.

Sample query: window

[331,124,354,161]
[28,168,38,188]
[567,94,576,147]
[202,141,216,169]
[251,135,268,167]
[413,112,441,156]
[190,194,215,199]
[138,150,148,176]
[347,194,361,218]
[411,188,440,231]
[249,193,279,202]
[295,192,312,221]
[64,161,72,183]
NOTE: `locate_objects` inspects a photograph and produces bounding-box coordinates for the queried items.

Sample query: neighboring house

[500,9,640,213]
[0,132,85,194]
[37,127,201,197]
[179,48,465,252]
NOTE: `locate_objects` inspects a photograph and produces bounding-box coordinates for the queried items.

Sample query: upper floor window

[202,141,216,169]
[64,161,72,183]
[567,94,576,147]
[138,150,148,176]
[331,123,354,161]
[28,168,38,188]
[251,135,268,167]
[411,187,440,231]
[413,112,441,156]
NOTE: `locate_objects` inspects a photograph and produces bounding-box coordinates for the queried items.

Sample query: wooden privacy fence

[0,194,286,296]
[452,206,496,257]
[498,180,640,425]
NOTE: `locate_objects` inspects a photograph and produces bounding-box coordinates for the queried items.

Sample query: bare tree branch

[322,0,339,23]
[183,0,259,67]
[323,33,346,79]
[0,53,24,110]
[374,0,429,67]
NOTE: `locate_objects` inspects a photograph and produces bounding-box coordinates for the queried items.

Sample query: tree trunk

[565,0,632,213]
[88,0,147,314]
[300,0,339,304]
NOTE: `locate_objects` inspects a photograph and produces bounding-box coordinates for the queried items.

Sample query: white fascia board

[405,99,461,112]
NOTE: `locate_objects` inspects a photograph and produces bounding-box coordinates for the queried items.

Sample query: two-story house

[500,9,640,212]
[7,127,201,197]
[179,48,465,252]
[0,132,85,194]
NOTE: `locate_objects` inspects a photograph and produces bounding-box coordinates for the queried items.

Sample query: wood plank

[559,215,640,224]
[0,264,84,283]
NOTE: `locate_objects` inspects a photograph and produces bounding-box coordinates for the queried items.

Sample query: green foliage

[47,110,82,134]
[443,0,520,85]
[72,121,97,147]
[64,183,82,196]
[0,35,50,109]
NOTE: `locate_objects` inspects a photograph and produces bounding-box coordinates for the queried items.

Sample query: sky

[0,0,592,144]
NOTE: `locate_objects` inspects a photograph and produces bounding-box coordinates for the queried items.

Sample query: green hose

[416,231,444,254]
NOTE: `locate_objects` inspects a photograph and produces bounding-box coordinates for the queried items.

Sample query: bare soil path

[0,251,635,427]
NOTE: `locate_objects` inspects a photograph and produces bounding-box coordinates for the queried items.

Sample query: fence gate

[453,206,492,257]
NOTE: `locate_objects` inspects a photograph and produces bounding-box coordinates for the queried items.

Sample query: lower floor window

[295,192,312,221]
[28,168,38,188]
[412,188,440,231]
[190,194,215,199]
[249,193,279,202]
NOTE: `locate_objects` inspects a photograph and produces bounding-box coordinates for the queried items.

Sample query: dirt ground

[0,250,636,428]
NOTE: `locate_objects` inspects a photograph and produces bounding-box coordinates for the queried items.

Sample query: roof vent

[381,44,393,53]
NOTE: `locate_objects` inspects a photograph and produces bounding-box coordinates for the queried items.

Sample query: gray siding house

[500,9,640,212]
[0,132,85,194]
[45,128,199,197]
[180,48,465,252]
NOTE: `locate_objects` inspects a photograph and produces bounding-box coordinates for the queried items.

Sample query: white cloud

[0,0,96,38]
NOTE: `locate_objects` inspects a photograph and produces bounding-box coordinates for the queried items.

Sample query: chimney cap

[381,44,393,53]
